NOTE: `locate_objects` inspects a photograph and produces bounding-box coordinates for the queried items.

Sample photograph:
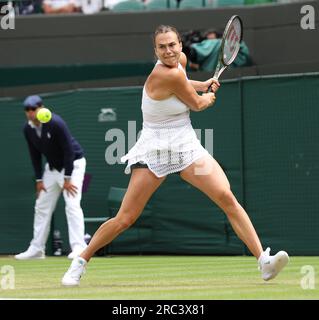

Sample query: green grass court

[0,256,318,300]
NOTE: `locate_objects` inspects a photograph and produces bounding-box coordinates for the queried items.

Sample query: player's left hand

[208,78,220,93]
[63,180,78,197]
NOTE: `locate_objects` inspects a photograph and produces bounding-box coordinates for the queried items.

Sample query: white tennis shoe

[258,247,289,281]
[62,257,87,286]
[14,246,45,260]
[67,246,86,260]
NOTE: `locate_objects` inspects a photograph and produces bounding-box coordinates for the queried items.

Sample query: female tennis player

[62,25,288,286]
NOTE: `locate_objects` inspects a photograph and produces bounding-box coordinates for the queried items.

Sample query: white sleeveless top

[121,60,209,177]
[141,61,190,123]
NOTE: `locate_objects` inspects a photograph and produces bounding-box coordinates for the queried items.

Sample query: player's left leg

[180,154,263,259]
[180,154,289,281]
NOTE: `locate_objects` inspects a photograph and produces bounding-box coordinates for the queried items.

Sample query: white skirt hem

[122,150,209,178]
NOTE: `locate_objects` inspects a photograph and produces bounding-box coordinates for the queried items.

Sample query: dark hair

[204,29,223,39]
[153,25,182,46]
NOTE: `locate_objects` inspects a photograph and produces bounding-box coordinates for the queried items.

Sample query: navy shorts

[131,162,181,175]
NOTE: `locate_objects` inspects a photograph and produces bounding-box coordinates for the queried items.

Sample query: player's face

[154,31,182,67]
[24,107,39,122]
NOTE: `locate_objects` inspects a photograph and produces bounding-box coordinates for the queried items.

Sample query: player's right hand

[202,92,216,107]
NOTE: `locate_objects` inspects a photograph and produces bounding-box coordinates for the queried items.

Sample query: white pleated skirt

[121,117,208,178]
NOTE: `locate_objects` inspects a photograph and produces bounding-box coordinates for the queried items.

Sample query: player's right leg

[61,168,165,286]
[82,168,166,261]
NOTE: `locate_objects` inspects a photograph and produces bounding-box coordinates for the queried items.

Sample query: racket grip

[208,77,219,93]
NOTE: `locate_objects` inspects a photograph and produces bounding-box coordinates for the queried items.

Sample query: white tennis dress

[121,61,209,177]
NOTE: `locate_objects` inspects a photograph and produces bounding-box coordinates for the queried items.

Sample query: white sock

[76,257,87,265]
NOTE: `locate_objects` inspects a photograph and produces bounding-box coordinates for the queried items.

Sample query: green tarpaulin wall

[1,73,318,256]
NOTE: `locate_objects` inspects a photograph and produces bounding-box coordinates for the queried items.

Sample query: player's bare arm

[179,52,220,93]
[166,68,216,111]
[190,78,220,93]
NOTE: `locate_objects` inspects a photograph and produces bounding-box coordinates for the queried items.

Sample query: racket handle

[208,76,219,93]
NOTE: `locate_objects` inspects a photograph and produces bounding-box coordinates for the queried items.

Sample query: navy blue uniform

[23,113,84,180]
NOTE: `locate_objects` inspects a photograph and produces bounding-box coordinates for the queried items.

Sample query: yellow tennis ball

[37,108,52,123]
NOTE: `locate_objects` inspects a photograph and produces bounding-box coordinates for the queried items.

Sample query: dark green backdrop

[1,73,318,256]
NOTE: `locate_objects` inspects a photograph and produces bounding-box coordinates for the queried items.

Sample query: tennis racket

[209,15,243,91]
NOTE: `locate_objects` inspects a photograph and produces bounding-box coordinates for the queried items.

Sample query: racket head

[220,15,243,66]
